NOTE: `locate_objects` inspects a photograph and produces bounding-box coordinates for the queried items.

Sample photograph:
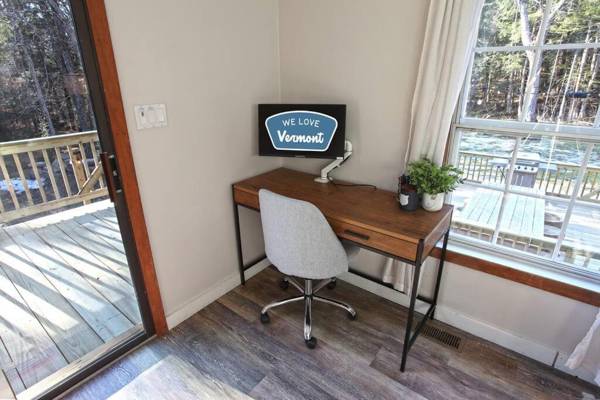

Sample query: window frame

[447,1,600,282]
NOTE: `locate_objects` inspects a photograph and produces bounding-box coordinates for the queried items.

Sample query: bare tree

[515,0,566,122]
[5,0,57,135]
[0,0,96,140]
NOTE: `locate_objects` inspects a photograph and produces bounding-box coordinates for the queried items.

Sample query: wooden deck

[0,201,141,395]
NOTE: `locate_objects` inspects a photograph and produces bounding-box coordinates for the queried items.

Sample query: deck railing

[457,150,600,201]
[0,131,108,223]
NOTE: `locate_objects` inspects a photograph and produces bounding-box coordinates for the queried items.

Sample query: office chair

[258,189,357,348]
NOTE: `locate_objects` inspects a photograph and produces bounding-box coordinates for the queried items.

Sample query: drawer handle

[344,229,370,241]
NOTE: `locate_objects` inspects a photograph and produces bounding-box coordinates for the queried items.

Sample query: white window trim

[448,1,600,282]
[551,144,594,259]
[447,132,600,282]
[457,118,600,141]
[475,42,600,53]
[460,3,600,130]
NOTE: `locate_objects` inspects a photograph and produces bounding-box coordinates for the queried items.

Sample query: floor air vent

[422,324,462,350]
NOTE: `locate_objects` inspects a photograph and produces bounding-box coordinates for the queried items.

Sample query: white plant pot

[422,193,444,212]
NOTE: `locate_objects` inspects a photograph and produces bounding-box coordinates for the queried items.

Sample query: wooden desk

[232,168,453,371]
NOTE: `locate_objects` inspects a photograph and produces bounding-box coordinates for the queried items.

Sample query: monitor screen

[258,104,346,159]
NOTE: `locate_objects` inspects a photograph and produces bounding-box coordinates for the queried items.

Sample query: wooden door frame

[81,0,168,336]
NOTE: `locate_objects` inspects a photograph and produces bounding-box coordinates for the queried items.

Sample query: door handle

[100,152,120,203]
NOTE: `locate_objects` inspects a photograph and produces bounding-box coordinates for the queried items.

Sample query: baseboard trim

[339,271,554,364]
[434,305,557,365]
[338,271,597,383]
[437,307,600,386]
[166,259,270,329]
[339,271,431,314]
[555,352,599,386]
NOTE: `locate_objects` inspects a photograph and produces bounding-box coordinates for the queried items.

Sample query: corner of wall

[555,352,599,386]
[166,259,271,330]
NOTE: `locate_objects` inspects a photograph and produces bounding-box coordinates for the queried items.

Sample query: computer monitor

[258,104,346,159]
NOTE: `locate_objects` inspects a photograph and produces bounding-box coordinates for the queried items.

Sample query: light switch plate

[134,104,168,130]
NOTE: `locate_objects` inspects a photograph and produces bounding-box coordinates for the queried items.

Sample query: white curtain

[404,0,484,165]
[565,309,600,385]
[382,0,484,293]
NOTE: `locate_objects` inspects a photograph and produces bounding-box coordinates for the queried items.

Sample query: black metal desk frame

[232,185,451,372]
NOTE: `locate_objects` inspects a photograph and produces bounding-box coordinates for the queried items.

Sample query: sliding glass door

[0,1,153,398]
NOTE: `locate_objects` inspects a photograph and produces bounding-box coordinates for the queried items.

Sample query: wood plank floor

[0,201,141,395]
[64,267,599,400]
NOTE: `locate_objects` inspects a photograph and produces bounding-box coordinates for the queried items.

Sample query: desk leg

[431,229,450,319]
[233,202,246,285]
[400,258,422,372]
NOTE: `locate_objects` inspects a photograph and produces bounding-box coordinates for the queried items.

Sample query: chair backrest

[259,189,348,280]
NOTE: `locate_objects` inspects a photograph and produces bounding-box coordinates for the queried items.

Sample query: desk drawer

[329,219,417,262]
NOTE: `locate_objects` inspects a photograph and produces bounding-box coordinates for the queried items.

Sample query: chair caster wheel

[260,312,270,324]
[347,311,357,321]
[327,280,337,289]
[279,278,290,290]
[305,337,317,349]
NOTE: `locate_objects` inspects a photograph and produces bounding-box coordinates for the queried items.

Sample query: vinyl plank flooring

[165,310,270,394]
[446,337,599,400]
[161,298,423,400]
[209,299,425,399]
[62,345,164,400]
[249,371,338,400]
[218,289,396,373]
[231,269,390,365]
[106,355,252,400]
[371,345,517,400]
[223,280,444,400]
[65,268,600,400]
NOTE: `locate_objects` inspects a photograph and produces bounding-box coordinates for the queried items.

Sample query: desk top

[233,168,453,253]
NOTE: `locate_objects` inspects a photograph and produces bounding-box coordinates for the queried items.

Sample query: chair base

[260,277,357,348]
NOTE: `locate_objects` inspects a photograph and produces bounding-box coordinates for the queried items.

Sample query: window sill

[431,241,600,307]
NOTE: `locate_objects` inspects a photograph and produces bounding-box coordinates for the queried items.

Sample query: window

[448,0,600,279]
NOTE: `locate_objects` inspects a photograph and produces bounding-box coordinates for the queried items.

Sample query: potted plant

[406,158,462,212]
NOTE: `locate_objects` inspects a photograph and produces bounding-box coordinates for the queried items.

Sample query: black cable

[329,178,377,190]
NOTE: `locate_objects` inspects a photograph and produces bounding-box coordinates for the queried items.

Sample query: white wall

[277,0,599,383]
[278,0,426,190]
[104,0,281,324]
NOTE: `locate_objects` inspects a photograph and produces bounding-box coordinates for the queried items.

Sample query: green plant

[406,158,463,194]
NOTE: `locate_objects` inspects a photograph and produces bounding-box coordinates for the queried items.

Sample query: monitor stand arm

[314,140,353,184]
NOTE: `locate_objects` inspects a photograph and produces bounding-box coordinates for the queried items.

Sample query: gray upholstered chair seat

[258,189,357,348]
